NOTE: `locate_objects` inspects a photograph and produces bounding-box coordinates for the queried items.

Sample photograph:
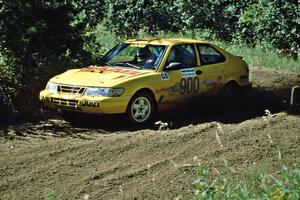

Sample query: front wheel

[127,92,156,125]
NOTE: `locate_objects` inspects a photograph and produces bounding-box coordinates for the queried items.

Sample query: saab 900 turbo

[40,38,251,124]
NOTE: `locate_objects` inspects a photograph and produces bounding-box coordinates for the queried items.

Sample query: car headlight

[46,82,58,93]
[84,87,124,97]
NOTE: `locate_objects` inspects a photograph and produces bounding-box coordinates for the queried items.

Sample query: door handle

[196,70,202,75]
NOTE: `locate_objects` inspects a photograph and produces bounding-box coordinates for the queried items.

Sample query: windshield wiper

[112,62,142,70]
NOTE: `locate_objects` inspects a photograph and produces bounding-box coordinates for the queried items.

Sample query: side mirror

[96,56,105,65]
[165,62,182,71]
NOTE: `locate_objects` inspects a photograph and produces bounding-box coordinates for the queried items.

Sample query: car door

[196,44,227,96]
[155,44,199,109]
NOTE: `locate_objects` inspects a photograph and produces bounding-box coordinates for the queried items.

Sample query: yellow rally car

[40,38,251,124]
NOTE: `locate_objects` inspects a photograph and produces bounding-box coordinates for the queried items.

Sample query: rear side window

[197,45,226,65]
[165,44,197,68]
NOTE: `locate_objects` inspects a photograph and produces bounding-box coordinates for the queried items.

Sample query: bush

[236,1,299,58]
[103,0,298,57]
[0,50,22,118]
[105,1,173,35]
[83,23,119,58]
[0,1,91,119]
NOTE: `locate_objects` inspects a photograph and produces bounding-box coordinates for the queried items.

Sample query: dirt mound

[0,67,299,199]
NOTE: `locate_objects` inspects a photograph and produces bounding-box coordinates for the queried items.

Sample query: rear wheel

[219,82,242,108]
[127,92,156,125]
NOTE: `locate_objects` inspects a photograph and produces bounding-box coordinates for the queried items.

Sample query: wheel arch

[126,87,158,113]
[223,80,241,88]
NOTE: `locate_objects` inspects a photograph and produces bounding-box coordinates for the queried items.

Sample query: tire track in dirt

[0,67,300,199]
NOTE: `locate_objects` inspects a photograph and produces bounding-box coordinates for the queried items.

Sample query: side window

[165,44,197,69]
[149,45,165,67]
[198,45,226,65]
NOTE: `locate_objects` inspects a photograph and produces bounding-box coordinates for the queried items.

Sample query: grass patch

[222,43,300,72]
[45,191,56,200]
[194,164,300,200]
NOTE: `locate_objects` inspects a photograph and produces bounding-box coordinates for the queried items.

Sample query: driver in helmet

[136,47,157,69]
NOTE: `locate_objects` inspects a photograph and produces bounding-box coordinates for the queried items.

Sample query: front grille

[58,85,85,94]
[51,98,78,107]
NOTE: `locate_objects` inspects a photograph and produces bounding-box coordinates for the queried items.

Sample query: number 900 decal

[180,77,199,94]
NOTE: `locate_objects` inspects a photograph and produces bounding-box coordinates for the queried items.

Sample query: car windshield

[103,43,167,70]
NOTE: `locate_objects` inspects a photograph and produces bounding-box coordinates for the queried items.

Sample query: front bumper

[39,90,130,114]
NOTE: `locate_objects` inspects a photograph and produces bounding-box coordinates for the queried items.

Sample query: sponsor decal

[202,79,216,85]
[81,66,141,75]
[160,72,169,80]
[203,76,222,86]
[155,82,180,95]
[79,101,100,107]
[180,68,196,77]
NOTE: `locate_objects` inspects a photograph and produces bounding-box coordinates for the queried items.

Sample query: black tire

[219,82,242,108]
[126,91,156,125]
[61,110,82,124]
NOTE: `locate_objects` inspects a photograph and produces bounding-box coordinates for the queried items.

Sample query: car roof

[125,38,210,45]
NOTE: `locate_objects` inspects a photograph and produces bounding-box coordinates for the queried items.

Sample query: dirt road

[0,67,299,199]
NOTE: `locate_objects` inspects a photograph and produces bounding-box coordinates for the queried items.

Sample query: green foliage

[0,0,91,118]
[83,23,119,58]
[103,0,298,57]
[105,0,172,35]
[45,191,56,200]
[195,164,300,200]
[0,50,22,117]
[237,1,299,58]
[71,0,106,26]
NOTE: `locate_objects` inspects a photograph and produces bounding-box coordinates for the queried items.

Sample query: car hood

[50,66,151,87]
